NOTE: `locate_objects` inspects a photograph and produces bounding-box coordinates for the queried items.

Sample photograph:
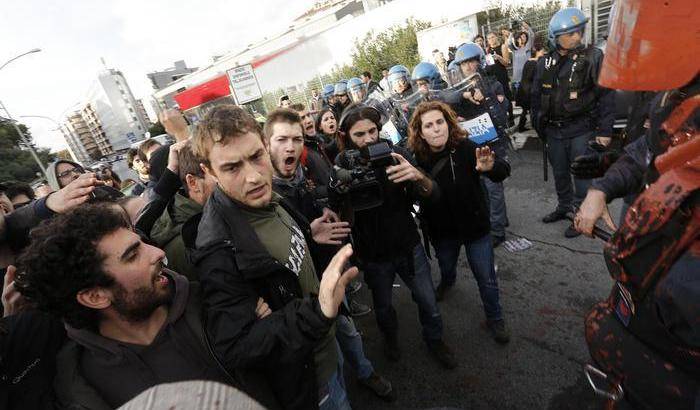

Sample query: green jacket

[151,193,202,280]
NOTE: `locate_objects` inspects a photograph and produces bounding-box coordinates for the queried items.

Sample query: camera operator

[408,101,510,344]
[333,104,456,368]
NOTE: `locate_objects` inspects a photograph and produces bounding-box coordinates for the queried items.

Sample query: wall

[153,0,487,105]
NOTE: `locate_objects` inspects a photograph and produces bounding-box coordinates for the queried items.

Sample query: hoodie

[54,271,232,409]
[45,160,83,191]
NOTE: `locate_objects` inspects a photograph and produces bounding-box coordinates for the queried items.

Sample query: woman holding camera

[408,100,510,344]
[334,103,456,369]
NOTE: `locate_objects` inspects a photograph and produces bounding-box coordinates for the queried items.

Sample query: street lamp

[0,48,41,72]
[19,115,82,163]
[0,48,47,178]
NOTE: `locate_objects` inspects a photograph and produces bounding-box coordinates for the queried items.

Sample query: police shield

[364,91,403,144]
[446,72,502,145]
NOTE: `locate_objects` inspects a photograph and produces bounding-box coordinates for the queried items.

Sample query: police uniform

[531,45,615,215]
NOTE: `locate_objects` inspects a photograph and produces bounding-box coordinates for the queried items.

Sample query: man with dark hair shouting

[15,204,250,408]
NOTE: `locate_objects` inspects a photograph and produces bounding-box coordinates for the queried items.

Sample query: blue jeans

[483,139,510,237]
[318,343,352,410]
[482,177,508,238]
[363,244,443,342]
[545,127,594,213]
[335,314,374,379]
[434,234,503,322]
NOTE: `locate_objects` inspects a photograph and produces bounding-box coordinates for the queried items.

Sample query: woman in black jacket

[408,100,510,344]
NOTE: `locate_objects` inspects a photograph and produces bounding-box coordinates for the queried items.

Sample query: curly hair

[16,203,129,329]
[408,100,466,163]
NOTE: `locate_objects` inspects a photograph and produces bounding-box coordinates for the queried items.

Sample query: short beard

[110,280,172,323]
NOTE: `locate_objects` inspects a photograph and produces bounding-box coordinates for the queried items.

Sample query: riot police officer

[347,77,368,103]
[411,62,448,96]
[332,80,351,119]
[321,83,336,110]
[531,7,615,238]
[385,64,416,142]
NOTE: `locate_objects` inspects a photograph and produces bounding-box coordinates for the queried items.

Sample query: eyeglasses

[57,167,83,179]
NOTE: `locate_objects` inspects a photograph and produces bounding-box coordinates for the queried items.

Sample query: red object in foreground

[174,75,231,111]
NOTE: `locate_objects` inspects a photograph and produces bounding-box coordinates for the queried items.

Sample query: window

[129,107,134,112]
[132,116,138,121]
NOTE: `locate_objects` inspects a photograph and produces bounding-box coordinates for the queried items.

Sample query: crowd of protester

[1,5,696,409]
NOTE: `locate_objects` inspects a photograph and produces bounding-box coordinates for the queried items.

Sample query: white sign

[227,64,263,105]
[459,113,498,145]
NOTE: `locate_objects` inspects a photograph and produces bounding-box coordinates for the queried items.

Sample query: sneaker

[346,280,362,295]
[487,320,510,344]
[426,340,457,369]
[358,372,395,401]
[564,224,582,238]
[348,298,372,317]
[542,211,567,224]
[434,282,453,302]
[492,235,506,248]
[383,334,401,362]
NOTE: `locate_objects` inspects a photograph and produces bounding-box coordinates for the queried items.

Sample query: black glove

[570,141,621,179]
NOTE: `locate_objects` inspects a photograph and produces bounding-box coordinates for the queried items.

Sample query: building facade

[86,68,149,152]
[60,104,114,164]
[147,60,198,109]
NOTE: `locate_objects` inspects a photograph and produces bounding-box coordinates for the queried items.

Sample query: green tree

[350,18,432,80]
[322,18,432,84]
[0,121,54,183]
[148,121,166,136]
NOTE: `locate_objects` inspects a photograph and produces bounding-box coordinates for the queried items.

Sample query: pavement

[344,136,624,409]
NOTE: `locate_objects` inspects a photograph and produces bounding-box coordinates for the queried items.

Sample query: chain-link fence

[478,8,560,50]
[260,73,345,115]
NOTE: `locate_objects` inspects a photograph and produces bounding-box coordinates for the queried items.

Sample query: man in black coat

[188,104,358,410]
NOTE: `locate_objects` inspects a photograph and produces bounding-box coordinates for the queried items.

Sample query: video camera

[329,140,396,211]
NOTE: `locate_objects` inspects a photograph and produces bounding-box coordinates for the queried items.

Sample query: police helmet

[387,65,410,89]
[453,43,484,66]
[411,62,441,86]
[548,8,589,47]
[322,84,335,99]
[347,77,365,92]
[334,80,348,96]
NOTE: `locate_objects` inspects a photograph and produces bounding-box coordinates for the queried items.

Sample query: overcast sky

[0,0,316,152]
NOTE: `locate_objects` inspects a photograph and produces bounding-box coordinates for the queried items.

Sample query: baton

[543,141,548,182]
[565,213,612,242]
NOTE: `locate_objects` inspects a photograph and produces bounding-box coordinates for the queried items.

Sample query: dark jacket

[135,168,182,239]
[334,144,428,262]
[151,192,203,280]
[531,46,615,138]
[418,138,510,242]
[53,272,234,409]
[184,187,335,410]
[516,59,538,109]
[0,310,66,410]
[2,196,54,254]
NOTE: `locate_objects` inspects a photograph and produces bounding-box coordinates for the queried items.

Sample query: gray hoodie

[54,271,231,409]
[45,160,84,191]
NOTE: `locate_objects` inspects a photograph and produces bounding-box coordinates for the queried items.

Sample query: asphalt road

[345,138,623,410]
